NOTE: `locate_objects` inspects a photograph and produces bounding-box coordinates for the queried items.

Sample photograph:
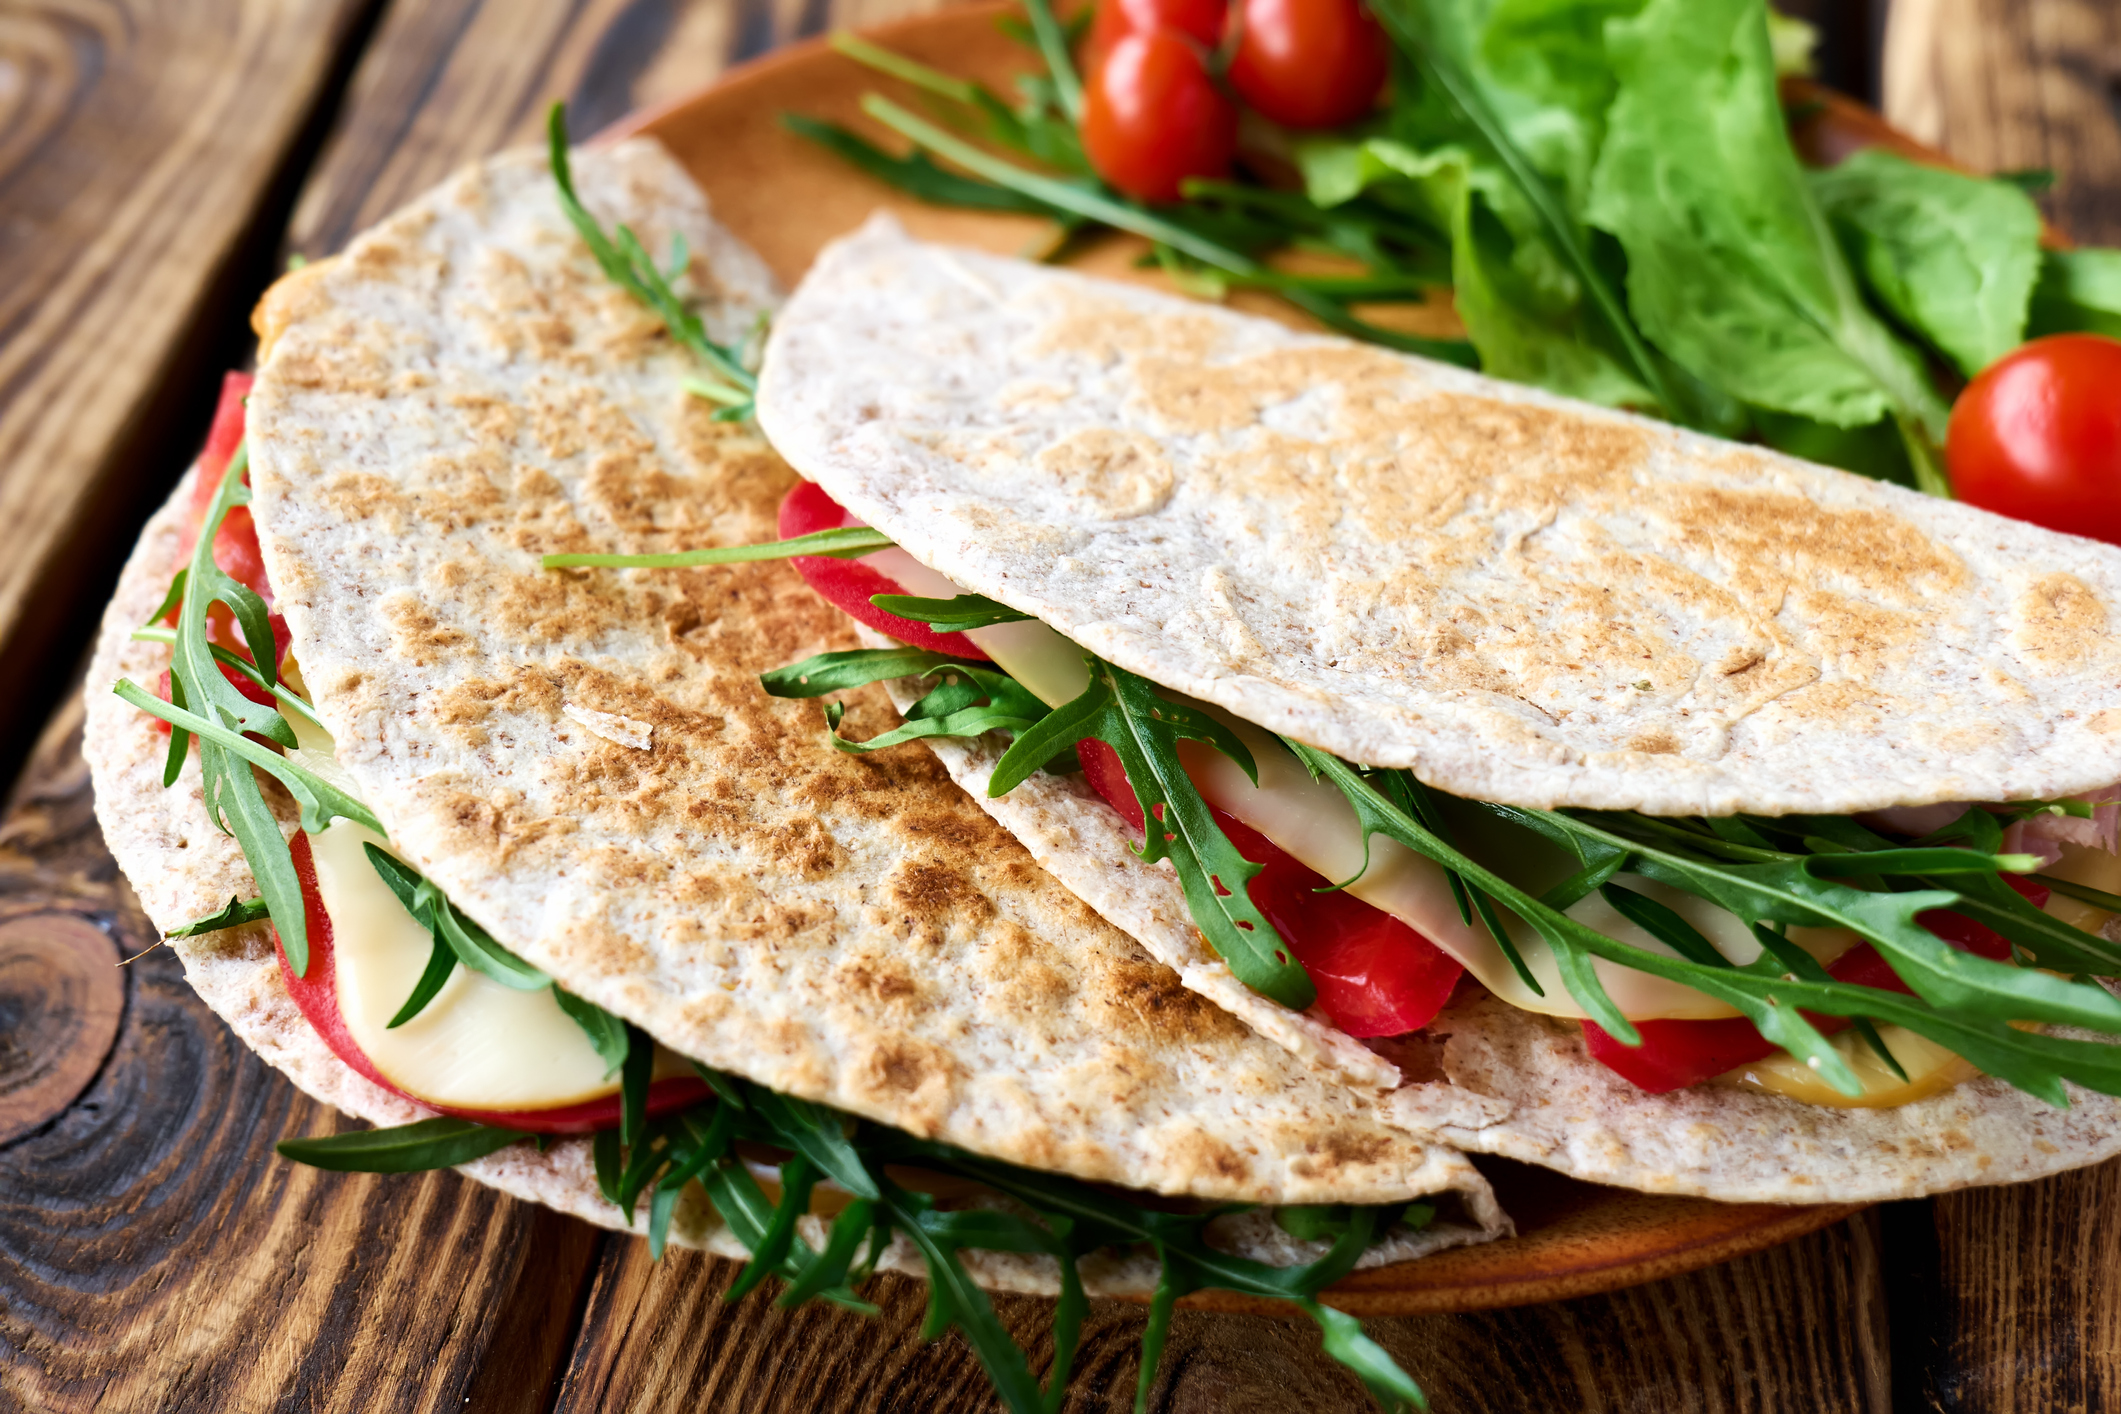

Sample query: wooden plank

[1882,0,2121,242]
[0,0,384,786]
[547,1208,1890,1411]
[284,0,981,263]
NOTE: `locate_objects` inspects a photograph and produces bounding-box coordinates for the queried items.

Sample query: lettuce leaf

[2028,247,2121,341]
[1586,0,1949,446]
[1808,149,2042,376]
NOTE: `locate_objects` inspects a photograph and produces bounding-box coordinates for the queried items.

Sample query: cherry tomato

[1088,0,1227,62]
[1082,31,1238,203]
[277,832,712,1134]
[777,481,990,659]
[1583,881,2040,1094]
[1948,334,2121,543]
[1227,0,1387,130]
[1075,739,1463,1036]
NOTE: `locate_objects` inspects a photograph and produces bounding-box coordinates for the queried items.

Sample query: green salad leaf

[1585,0,1950,482]
[2028,248,2121,340]
[1808,148,2042,376]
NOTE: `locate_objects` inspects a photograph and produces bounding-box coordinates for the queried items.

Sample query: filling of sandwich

[134,374,709,1133]
[766,481,2121,1108]
[118,371,1451,1293]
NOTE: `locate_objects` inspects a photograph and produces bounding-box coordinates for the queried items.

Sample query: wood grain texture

[6,0,2120,1409]
[0,0,384,787]
[284,0,985,263]
[1883,0,2121,243]
[545,1203,1892,1412]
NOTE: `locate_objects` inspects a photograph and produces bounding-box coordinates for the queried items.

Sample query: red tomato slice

[1582,879,2043,1093]
[276,832,709,1134]
[1228,0,1389,129]
[778,481,990,659]
[1082,30,1239,203]
[1947,334,2121,543]
[1076,739,1461,1036]
[155,373,284,734]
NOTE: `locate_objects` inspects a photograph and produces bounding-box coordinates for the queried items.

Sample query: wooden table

[3,0,2119,1408]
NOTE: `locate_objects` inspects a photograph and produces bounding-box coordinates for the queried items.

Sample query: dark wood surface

[1,1,2118,1410]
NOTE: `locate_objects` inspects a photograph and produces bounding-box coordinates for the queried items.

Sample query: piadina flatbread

[754,218,2121,1202]
[83,140,1506,1290]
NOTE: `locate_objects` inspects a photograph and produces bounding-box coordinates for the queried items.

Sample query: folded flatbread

[84,142,1506,1287]
[753,218,2121,1202]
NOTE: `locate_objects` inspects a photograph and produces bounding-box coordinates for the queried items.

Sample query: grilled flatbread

[84,141,1506,1280]
[758,216,2121,819]
[754,218,2121,1202]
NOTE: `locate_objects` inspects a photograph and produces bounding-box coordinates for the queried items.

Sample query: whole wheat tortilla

[86,472,1500,1287]
[756,217,2121,819]
[97,135,1510,1254]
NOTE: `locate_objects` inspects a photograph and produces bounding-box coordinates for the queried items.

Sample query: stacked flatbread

[84,140,1506,1290]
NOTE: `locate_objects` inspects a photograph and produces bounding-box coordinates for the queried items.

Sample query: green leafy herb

[1288,744,2121,1104]
[166,895,272,939]
[783,115,1063,216]
[869,592,1035,631]
[548,103,759,419]
[131,622,327,728]
[843,93,1475,365]
[983,658,1317,1009]
[555,989,633,1077]
[543,525,893,570]
[276,1116,532,1172]
[120,442,340,973]
[279,1071,1432,1413]
[762,647,1055,756]
[364,843,551,990]
[1807,148,2042,376]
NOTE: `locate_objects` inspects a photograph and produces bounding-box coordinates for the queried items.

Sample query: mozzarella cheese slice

[288,709,629,1111]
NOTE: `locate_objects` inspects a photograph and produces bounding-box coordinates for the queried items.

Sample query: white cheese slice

[287,708,625,1111]
[312,820,626,1109]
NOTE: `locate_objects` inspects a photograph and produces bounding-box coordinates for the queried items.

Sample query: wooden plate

[608,11,1866,1316]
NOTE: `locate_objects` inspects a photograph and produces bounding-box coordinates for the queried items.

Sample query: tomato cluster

[1081,0,1388,202]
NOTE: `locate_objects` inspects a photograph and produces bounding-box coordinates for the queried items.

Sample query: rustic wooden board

[0,0,387,789]
[4,0,2121,1408]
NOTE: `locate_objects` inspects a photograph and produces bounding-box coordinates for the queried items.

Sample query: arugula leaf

[859,95,1477,366]
[869,593,1035,631]
[543,525,892,570]
[547,104,757,417]
[761,648,1055,756]
[989,658,1317,1009]
[785,116,1065,216]
[131,623,327,728]
[167,895,271,939]
[554,988,632,1077]
[1582,0,1952,488]
[276,1116,530,1172]
[1292,745,2121,1103]
[363,843,551,990]
[1807,148,2042,376]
